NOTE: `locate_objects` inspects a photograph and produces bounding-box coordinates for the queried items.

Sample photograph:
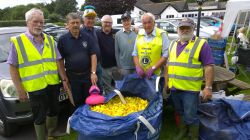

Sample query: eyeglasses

[179,26,192,30]
[103,21,112,24]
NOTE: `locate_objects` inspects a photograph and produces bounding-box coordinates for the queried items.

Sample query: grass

[58,38,250,140]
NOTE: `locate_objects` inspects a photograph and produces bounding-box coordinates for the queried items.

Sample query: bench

[228,79,250,94]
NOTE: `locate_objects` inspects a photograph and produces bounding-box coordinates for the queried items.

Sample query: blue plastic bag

[208,38,227,65]
[199,99,250,140]
[70,74,163,140]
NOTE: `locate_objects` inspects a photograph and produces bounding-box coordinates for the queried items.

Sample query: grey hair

[25,8,44,22]
[101,15,113,22]
[141,13,155,21]
[66,12,80,23]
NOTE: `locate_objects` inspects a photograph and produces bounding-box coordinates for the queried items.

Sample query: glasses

[103,21,112,24]
[179,26,192,30]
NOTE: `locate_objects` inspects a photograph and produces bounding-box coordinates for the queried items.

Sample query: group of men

[8,5,214,140]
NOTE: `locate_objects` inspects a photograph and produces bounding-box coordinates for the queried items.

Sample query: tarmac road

[0,105,71,140]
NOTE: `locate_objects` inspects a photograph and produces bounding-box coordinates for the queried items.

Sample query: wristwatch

[91,71,96,74]
[205,86,212,90]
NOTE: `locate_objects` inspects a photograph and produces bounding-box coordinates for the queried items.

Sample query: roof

[135,1,226,14]
[135,0,154,10]
[140,1,188,15]
[188,1,227,10]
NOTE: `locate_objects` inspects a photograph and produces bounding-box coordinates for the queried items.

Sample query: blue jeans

[170,90,199,125]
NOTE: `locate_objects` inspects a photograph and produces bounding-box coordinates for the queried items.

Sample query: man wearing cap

[115,12,137,77]
[132,13,169,79]
[81,5,103,93]
[164,18,214,140]
[96,15,119,94]
[57,12,97,108]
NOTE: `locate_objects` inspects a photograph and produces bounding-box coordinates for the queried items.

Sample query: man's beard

[179,33,193,41]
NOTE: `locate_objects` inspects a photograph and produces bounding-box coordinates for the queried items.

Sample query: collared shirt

[175,36,214,66]
[115,28,137,69]
[96,28,119,68]
[132,27,169,58]
[81,26,101,62]
[57,31,95,73]
[7,30,62,66]
[122,27,133,32]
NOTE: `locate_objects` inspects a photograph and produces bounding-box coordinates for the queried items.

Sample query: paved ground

[0,106,71,140]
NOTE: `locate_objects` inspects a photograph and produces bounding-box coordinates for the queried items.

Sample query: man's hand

[18,88,28,102]
[91,73,98,85]
[146,67,155,79]
[62,78,70,92]
[136,66,145,78]
[201,88,212,102]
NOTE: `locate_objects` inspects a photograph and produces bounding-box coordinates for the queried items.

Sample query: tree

[45,1,56,14]
[54,0,77,18]
[84,0,136,17]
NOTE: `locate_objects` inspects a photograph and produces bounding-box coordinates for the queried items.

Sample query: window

[166,15,174,18]
[182,14,184,17]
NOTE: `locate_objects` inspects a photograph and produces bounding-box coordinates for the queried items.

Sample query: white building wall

[161,6,180,19]
[161,6,225,19]
[131,7,145,22]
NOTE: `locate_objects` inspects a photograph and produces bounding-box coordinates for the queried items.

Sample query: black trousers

[28,84,60,125]
[66,72,91,110]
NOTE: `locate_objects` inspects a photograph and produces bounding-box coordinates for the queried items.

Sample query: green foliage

[54,0,78,17]
[48,13,61,22]
[0,20,26,27]
[84,0,136,17]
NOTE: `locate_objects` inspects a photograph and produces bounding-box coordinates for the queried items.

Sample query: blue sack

[70,74,163,140]
[208,38,227,65]
[199,99,250,140]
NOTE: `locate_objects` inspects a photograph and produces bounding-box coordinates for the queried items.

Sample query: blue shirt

[57,31,95,73]
[81,27,101,62]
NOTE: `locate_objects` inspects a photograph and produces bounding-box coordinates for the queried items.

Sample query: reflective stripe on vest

[168,37,205,91]
[136,28,165,75]
[12,33,59,92]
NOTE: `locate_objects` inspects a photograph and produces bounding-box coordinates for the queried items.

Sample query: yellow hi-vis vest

[168,37,206,91]
[11,33,59,92]
[136,28,165,75]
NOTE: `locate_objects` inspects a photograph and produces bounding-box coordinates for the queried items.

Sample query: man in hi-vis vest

[164,18,214,140]
[132,13,169,79]
[7,8,68,140]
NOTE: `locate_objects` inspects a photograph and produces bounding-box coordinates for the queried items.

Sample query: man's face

[27,13,44,37]
[101,17,112,33]
[142,16,154,34]
[84,16,95,28]
[67,18,81,34]
[122,18,131,30]
[177,26,194,41]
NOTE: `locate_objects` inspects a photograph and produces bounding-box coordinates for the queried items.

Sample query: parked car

[0,27,68,137]
[200,16,222,27]
[155,19,213,41]
[45,28,67,41]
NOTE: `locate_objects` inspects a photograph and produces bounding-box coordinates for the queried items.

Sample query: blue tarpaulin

[70,74,163,140]
[199,99,250,140]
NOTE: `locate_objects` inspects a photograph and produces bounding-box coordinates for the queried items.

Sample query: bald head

[101,15,112,23]
[101,15,113,34]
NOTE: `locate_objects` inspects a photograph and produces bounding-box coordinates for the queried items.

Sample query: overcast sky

[0,0,85,9]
